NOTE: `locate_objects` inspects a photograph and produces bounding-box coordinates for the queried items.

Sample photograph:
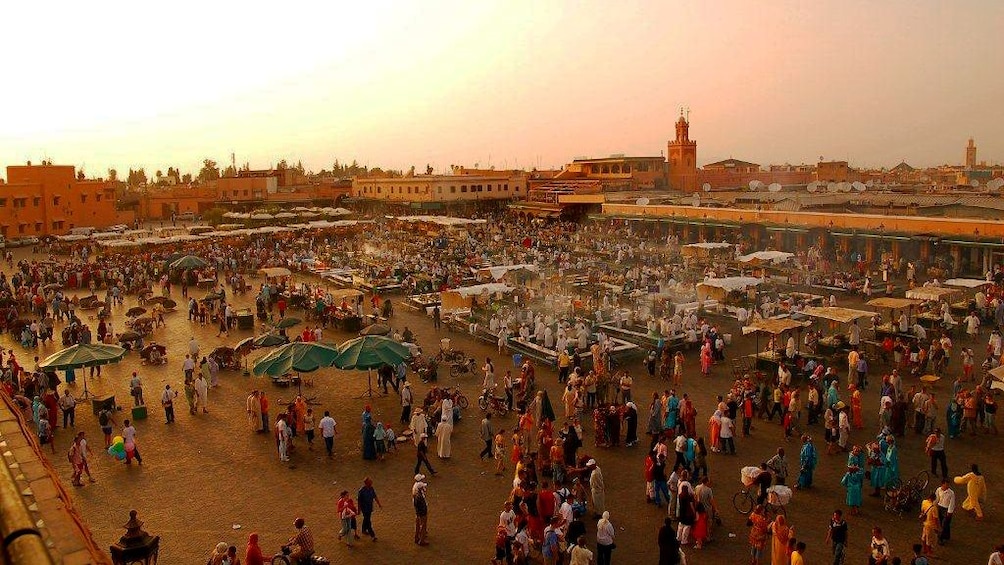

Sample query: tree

[127,168,147,187]
[223,164,237,178]
[77,168,86,180]
[108,168,118,182]
[198,159,220,182]
[426,164,433,175]
[182,173,192,184]
[276,159,288,171]
[201,207,226,226]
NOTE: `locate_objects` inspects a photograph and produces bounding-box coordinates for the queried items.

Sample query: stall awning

[801,306,875,324]
[905,287,962,301]
[260,267,292,278]
[944,278,992,289]
[742,318,810,336]
[867,297,922,309]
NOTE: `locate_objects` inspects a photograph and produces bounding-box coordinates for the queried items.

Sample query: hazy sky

[2,0,1002,180]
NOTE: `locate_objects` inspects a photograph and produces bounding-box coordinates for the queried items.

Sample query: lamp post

[109,510,159,565]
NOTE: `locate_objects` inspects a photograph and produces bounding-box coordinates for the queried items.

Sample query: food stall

[800,306,876,357]
[867,297,923,342]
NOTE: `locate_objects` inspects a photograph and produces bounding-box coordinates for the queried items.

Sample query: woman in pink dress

[708,409,722,452]
[700,341,713,376]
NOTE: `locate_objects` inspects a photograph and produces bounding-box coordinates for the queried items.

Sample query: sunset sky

[2,0,1001,179]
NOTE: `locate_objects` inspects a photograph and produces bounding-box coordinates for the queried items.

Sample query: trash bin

[512,353,522,368]
[131,405,148,421]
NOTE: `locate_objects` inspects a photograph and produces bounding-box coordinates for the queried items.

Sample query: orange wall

[602,202,1004,238]
[1,165,118,236]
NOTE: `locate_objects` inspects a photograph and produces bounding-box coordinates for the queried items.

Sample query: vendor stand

[800,305,876,359]
[867,297,923,342]
[740,317,810,377]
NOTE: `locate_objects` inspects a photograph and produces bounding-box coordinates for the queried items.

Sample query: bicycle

[732,487,786,522]
[883,470,930,516]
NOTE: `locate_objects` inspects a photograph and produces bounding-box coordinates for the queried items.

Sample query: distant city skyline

[1,0,1001,180]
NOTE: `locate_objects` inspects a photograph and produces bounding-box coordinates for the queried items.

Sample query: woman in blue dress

[840,465,865,515]
[664,392,679,432]
[797,435,818,488]
[946,399,963,438]
[868,440,887,496]
[883,435,900,486]
[826,382,840,409]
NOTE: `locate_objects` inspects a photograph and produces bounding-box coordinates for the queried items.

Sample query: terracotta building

[352,171,526,210]
[0,164,122,237]
[551,156,667,190]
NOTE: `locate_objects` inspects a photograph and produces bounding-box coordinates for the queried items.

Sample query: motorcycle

[270,545,330,565]
[478,388,508,417]
[449,356,477,377]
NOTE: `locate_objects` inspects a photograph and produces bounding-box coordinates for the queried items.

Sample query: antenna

[686,107,690,121]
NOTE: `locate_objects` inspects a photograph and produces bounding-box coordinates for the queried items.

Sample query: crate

[131,405,148,420]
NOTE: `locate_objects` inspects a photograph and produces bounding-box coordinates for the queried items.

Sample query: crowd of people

[2,213,1004,565]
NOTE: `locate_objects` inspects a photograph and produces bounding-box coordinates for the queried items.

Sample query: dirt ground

[5,250,1003,564]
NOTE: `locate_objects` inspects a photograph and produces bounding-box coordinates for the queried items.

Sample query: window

[487,184,493,192]
[35,223,42,232]
[602,165,610,174]
[0,198,6,207]
[377,187,382,194]
[450,186,456,194]
[438,187,443,193]
[612,165,621,174]
[53,196,61,206]
[244,190,249,196]
[17,224,25,234]
[81,194,87,204]
[515,185,520,192]
[639,163,649,172]
[623,165,631,173]
[33,197,40,206]
[407,187,412,194]
[504,184,509,191]
[461,185,468,193]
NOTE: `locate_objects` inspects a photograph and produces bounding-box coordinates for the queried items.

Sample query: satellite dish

[991,178,1004,190]
[693,192,702,200]
[826,182,839,193]
[768,182,782,193]
[691,196,701,207]
[840,182,853,193]
[865,180,874,188]
[702,182,712,192]
[852,181,866,192]
[636,197,650,206]
[807,182,818,193]
[971,179,980,188]
[748,180,759,191]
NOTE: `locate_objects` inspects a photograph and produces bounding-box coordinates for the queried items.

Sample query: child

[384,424,397,452]
[374,422,387,460]
[783,410,793,442]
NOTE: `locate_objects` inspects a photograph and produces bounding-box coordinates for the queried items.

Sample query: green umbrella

[334,336,412,399]
[333,336,411,370]
[253,333,289,347]
[360,323,391,336]
[275,317,302,330]
[252,342,341,376]
[169,255,209,270]
[38,343,127,370]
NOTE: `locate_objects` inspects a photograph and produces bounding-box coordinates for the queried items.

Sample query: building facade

[351,172,526,209]
[0,164,122,236]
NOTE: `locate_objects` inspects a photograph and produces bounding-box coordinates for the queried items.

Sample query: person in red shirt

[277,298,287,319]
